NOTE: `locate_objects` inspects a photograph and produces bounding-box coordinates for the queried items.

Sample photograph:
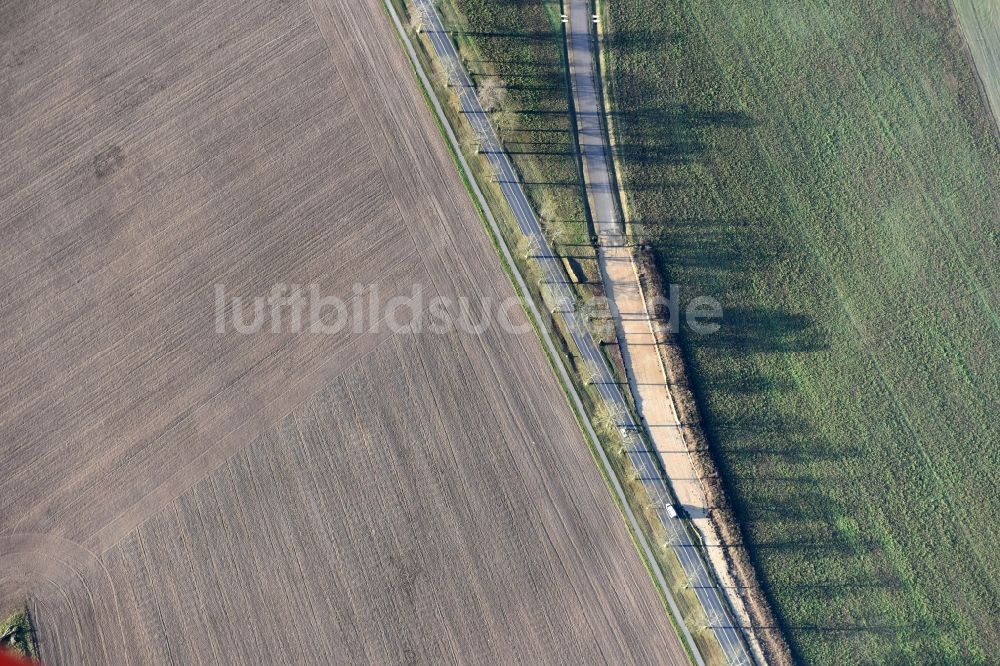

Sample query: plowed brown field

[0,0,686,662]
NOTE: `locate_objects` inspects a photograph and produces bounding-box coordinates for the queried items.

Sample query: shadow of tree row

[449,3,928,656]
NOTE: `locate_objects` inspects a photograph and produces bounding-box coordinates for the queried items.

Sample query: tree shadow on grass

[699,307,829,354]
[608,105,755,167]
[596,13,939,662]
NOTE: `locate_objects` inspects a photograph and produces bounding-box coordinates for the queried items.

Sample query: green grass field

[600,0,1000,663]
[954,0,1000,133]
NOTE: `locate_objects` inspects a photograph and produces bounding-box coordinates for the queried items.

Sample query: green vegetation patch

[601,0,1000,663]
[435,0,589,245]
[1,609,37,660]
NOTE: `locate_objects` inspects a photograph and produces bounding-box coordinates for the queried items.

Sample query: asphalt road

[565,1,623,245]
[412,1,753,663]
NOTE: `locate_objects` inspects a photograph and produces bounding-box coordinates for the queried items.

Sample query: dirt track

[0,0,686,662]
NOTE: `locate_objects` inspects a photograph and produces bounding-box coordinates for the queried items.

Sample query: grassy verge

[601,0,1000,663]
[1,609,37,661]
[387,1,737,662]
[434,0,590,244]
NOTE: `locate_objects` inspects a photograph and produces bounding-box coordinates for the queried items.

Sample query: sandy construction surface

[599,248,709,519]
[0,0,686,662]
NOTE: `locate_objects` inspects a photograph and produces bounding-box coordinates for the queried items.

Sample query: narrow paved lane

[566,4,622,244]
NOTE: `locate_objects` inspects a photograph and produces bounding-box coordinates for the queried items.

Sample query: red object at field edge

[0,650,36,666]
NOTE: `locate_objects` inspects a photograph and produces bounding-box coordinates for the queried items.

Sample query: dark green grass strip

[601,0,1000,663]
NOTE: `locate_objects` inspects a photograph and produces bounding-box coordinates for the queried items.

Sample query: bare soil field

[0,0,686,662]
